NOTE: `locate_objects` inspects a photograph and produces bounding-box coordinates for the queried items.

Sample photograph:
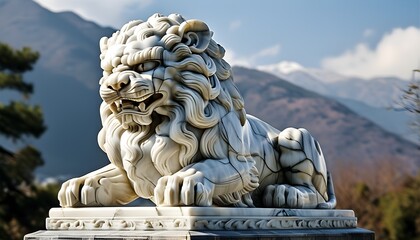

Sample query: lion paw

[154,169,215,206]
[58,176,114,207]
[262,184,310,208]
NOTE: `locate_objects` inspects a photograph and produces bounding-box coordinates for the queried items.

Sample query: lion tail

[317,171,337,209]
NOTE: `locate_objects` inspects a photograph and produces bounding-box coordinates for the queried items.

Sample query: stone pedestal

[24,207,374,239]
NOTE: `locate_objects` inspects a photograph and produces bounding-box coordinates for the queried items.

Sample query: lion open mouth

[110,93,163,115]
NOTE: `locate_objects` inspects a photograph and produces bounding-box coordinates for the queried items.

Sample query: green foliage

[334,159,420,240]
[0,44,39,73]
[380,174,420,240]
[0,43,38,97]
[345,182,383,235]
[0,73,33,96]
[0,101,45,139]
[0,42,58,239]
[0,181,60,239]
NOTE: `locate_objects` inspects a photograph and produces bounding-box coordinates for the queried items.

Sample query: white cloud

[224,44,282,67]
[34,0,152,27]
[258,61,348,83]
[229,20,242,30]
[224,48,252,67]
[254,44,281,58]
[363,28,375,38]
[258,61,304,75]
[322,27,420,80]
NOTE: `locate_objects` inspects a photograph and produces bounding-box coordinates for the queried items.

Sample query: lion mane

[96,13,256,204]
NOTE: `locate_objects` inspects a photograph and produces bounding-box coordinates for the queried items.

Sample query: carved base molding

[46,207,357,231]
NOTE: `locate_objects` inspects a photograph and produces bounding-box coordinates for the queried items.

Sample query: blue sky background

[34,0,420,80]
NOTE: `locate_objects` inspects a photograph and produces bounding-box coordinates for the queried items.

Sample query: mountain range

[0,0,418,179]
[258,62,416,143]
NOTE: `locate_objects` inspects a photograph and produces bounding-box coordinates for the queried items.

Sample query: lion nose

[107,74,130,91]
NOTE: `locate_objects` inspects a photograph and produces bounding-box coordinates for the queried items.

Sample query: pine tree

[0,42,50,239]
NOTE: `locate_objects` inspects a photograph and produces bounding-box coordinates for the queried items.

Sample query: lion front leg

[154,158,258,206]
[154,168,215,206]
[58,164,138,207]
[263,127,333,209]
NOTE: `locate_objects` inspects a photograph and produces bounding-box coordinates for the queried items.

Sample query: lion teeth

[109,103,118,113]
[139,102,146,111]
[122,101,134,109]
[114,100,122,112]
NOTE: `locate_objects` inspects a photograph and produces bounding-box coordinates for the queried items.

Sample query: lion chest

[121,134,183,198]
[124,134,184,178]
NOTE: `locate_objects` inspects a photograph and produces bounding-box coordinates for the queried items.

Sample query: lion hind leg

[263,184,323,208]
[267,127,335,209]
[262,159,327,208]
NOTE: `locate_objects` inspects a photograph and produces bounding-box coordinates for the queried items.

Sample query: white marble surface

[49,207,354,218]
[58,13,336,209]
[46,207,356,230]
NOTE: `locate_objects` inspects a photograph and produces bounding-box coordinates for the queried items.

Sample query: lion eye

[136,61,160,72]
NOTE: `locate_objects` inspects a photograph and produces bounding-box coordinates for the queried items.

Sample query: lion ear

[178,20,211,53]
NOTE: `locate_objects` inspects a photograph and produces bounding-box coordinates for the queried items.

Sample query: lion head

[96,13,247,197]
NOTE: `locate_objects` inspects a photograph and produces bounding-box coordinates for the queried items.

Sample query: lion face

[99,41,170,130]
[98,13,225,131]
[99,64,169,130]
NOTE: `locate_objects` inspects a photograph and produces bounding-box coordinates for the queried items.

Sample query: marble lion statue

[58,13,336,209]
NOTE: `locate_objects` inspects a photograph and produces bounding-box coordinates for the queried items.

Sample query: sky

[34,0,420,80]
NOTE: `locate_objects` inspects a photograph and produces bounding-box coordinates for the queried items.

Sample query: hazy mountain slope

[0,0,114,89]
[259,62,414,143]
[0,0,114,177]
[233,67,420,173]
[335,98,416,143]
[261,63,407,108]
[327,77,414,143]
[328,77,406,108]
